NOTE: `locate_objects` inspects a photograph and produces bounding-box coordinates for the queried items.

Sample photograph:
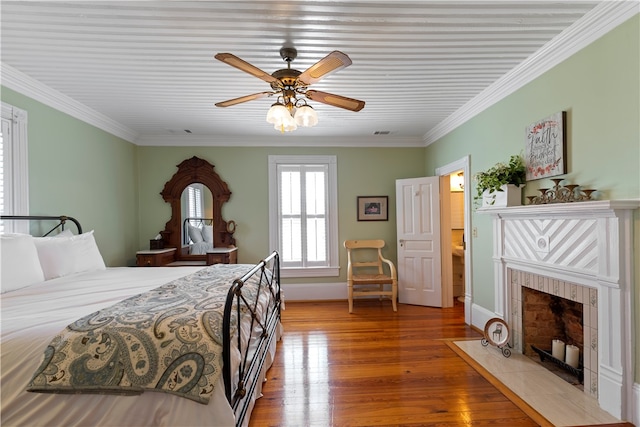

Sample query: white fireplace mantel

[479,199,639,421]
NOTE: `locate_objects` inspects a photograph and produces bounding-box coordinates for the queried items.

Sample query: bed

[0,215,282,427]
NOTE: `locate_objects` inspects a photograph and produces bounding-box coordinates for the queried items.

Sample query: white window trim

[1,102,29,234]
[268,155,339,278]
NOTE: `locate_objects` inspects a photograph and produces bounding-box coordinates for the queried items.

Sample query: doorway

[449,171,465,302]
[435,156,471,326]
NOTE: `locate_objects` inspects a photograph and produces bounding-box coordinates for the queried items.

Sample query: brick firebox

[522,287,583,358]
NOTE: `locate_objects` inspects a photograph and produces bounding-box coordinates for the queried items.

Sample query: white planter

[482,184,522,207]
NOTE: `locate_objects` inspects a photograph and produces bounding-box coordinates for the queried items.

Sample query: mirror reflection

[181,184,215,255]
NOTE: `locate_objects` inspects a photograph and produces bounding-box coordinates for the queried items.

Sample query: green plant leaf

[474,154,526,202]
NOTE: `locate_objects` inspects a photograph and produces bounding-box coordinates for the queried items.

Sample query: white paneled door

[395,177,442,307]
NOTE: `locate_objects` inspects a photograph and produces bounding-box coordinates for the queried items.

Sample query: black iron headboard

[0,215,83,235]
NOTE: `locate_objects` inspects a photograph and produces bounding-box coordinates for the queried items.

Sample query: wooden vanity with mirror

[137,156,238,267]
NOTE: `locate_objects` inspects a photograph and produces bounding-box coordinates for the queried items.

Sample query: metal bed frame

[1,214,82,235]
[224,251,281,424]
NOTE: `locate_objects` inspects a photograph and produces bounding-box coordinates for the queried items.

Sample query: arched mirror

[160,156,236,262]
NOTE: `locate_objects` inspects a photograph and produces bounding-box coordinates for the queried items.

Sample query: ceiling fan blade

[215,53,278,84]
[306,90,365,112]
[298,51,352,86]
[215,91,273,108]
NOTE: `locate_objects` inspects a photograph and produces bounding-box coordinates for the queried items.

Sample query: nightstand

[206,247,238,265]
[136,248,177,267]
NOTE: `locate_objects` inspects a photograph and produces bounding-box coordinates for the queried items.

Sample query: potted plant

[474,154,526,207]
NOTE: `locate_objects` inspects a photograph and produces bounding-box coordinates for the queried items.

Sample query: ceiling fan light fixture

[274,113,297,133]
[294,105,318,127]
[266,103,289,124]
[215,47,365,133]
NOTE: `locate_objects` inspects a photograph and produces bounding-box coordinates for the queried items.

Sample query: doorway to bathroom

[449,171,465,303]
[435,156,471,326]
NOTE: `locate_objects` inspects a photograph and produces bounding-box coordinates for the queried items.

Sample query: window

[186,184,204,218]
[1,102,29,234]
[269,155,338,277]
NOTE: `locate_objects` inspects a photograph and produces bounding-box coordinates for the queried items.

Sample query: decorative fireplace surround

[479,200,639,420]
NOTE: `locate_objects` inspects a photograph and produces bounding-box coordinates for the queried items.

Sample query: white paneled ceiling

[0,1,632,145]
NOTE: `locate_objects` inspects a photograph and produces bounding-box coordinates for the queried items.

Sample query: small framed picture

[357,196,388,221]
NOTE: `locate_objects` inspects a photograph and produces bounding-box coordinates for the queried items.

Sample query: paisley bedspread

[27,264,263,404]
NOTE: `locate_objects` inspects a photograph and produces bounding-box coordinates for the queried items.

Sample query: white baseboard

[633,382,640,426]
[471,302,496,332]
[281,282,347,301]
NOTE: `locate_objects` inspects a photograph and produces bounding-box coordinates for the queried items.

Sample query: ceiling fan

[214,47,365,132]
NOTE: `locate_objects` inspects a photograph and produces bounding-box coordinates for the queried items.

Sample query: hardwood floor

[249,299,539,426]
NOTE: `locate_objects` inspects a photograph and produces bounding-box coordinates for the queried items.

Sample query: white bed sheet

[1,266,279,427]
[189,241,214,255]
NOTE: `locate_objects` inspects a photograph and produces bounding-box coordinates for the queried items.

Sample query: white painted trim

[136,134,425,147]
[435,155,472,326]
[423,1,640,146]
[282,282,347,302]
[470,301,496,333]
[268,155,339,276]
[633,382,640,427]
[1,102,29,234]
[282,281,404,304]
[1,63,138,143]
[281,267,340,278]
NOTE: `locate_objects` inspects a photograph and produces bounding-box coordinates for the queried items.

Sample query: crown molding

[423,0,640,146]
[135,134,425,147]
[1,63,139,143]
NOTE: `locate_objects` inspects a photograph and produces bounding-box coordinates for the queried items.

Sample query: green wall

[424,15,640,379]
[136,146,425,276]
[0,87,139,266]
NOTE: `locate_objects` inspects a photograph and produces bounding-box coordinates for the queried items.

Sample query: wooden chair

[344,239,398,313]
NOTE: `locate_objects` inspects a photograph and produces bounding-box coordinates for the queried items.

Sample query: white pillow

[188,224,204,243]
[1,234,46,293]
[54,229,73,238]
[201,225,214,244]
[34,230,106,280]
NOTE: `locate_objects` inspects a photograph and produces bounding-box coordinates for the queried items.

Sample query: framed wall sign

[357,196,388,221]
[525,111,567,180]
